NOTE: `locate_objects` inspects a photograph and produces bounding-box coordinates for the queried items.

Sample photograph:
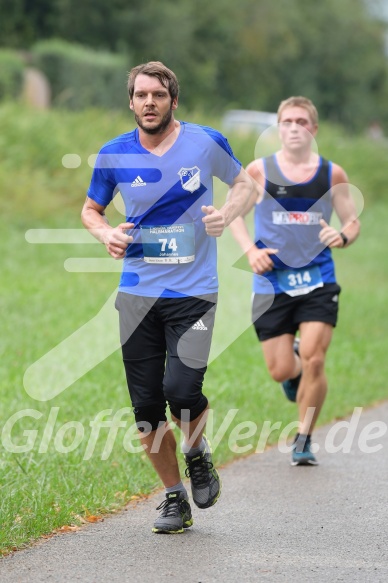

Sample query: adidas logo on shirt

[131,175,146,187]
[192,319,208,331]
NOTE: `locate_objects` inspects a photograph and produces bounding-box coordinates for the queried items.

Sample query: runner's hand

[246,246,278,274]
[319,219,344,248]
[201,205,226,237]
[103,222,134,259]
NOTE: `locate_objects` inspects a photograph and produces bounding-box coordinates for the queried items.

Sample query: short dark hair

[127,61,180,101]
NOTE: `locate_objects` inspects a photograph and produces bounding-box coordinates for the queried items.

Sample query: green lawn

[0,105,387,554]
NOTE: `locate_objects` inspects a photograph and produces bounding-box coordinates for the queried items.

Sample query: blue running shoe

[281,337,301,402]
[291,434,318,466]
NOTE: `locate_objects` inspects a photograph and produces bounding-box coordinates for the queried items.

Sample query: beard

[135,107,173,135]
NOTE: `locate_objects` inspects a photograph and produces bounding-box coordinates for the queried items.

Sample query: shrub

[0,50,25,101]
[31,39,129,110]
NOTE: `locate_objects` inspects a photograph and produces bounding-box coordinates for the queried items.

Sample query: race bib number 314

[277,266,323,296]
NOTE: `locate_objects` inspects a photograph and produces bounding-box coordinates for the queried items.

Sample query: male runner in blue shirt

[82,61,252,532]
[230,96,360,466]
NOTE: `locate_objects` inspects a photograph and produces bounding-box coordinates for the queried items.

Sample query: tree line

[1,0,388,130]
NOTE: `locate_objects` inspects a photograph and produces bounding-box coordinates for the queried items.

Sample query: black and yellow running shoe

[152,491,193,534]
[184,435,221,509]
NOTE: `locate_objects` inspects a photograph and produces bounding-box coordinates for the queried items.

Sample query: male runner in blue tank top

[230,96,360,466]
[81,62,252,532]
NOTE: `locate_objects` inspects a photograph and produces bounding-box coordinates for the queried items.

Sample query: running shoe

[281,337,301,402]
[291,434,318,466]
[184,435,221,509]
[152,491,193,534]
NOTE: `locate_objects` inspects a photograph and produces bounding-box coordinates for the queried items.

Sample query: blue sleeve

[202,127,242,184]
[87,150,117,207]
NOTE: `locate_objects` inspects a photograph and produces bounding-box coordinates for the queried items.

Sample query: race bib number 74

[140,223,195,264]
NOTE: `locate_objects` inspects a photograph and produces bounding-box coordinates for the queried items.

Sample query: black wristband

[340,232,348,247]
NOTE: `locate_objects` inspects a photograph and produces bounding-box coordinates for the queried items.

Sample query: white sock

[181,437,206,456]
[165,482,187,497]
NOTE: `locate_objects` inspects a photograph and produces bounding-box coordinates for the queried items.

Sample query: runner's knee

[302,354,325,376]
[133,404,167,432]
[168,394,208,421]
[163,363,208,420]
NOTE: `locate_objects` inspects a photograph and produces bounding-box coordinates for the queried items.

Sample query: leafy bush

[0,50,25,100]
[31,39,129,110]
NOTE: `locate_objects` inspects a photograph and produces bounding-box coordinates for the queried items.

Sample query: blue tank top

[253,154,337,295]
[87,122,241,297]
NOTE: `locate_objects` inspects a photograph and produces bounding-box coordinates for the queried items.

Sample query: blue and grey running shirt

[87,122,241,297]
[253,154,337,296]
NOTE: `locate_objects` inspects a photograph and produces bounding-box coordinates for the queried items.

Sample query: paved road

[1,403,388,582]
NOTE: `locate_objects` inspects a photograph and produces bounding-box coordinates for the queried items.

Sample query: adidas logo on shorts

[192,319,208,331]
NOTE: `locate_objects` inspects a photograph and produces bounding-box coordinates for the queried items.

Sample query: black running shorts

[115,292,217,409]
[252,283,341,341]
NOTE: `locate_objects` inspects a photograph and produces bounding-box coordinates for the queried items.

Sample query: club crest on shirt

[178,166,201,193]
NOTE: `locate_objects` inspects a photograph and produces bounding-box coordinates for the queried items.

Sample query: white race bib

[140,223,195,264]
[277,266,323,296]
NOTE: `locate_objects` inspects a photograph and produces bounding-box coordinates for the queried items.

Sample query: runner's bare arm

[201,167,253,237]
[229,159,278,274]
[81,196,134,259]
[319,164,361,248]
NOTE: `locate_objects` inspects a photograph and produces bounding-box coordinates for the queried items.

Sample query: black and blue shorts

[252,283,341,341]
